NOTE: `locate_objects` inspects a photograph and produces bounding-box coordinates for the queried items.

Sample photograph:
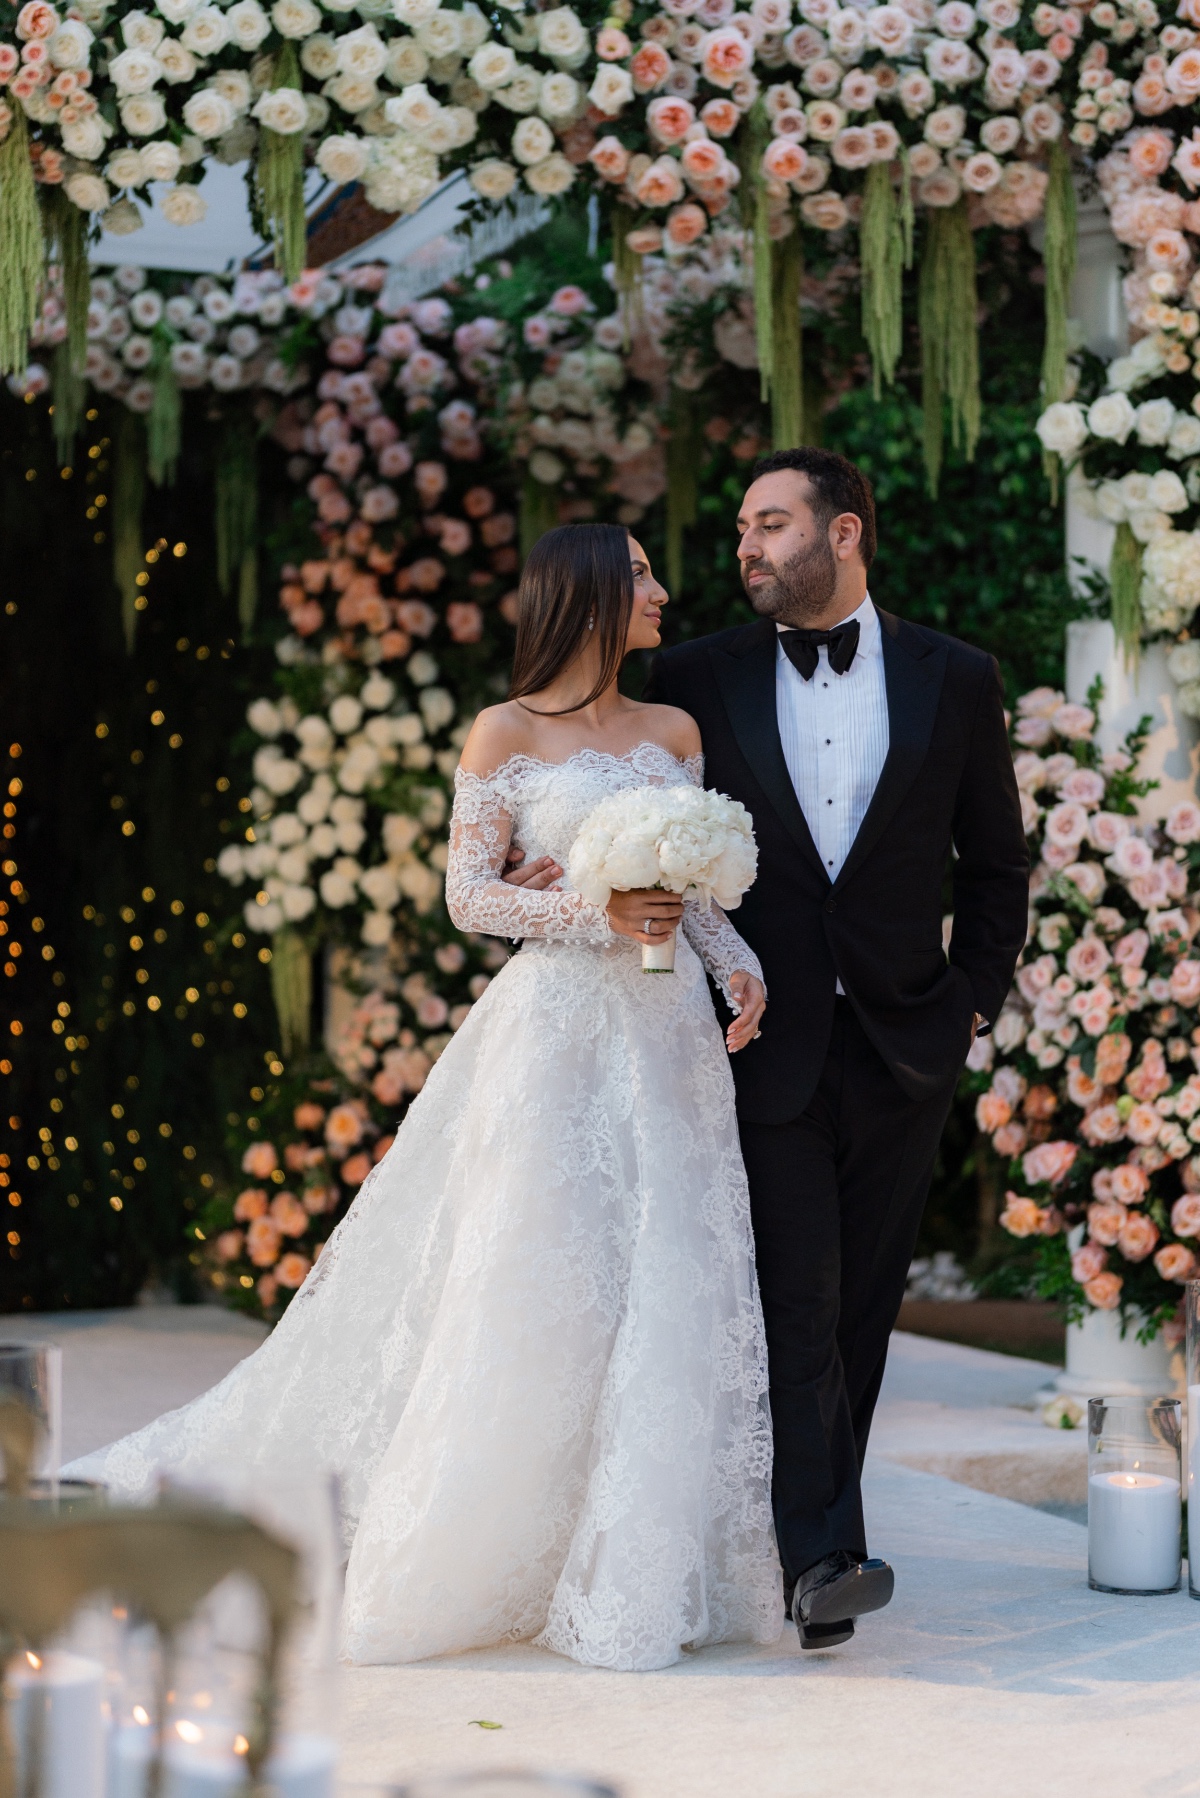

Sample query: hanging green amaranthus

[860,161,905,399]
[1040,139,1077,500]
[0,107,44,377]
[147,350,181,487]
[918,200,981,497]
[253,42,307,283]
[1109,522,1143,667]
[41,186,88,373]
[216,413,260,632]
[611,206,644,342]
[520,471,559,561]
[270,928,312,1060]
[769,228,803,449]
[665,387,702,595]
[50,340,86,468]
[113,411,147,653]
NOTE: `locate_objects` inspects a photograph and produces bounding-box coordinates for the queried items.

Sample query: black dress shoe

[791,1550,894,1631]
[797,1616,855,1651]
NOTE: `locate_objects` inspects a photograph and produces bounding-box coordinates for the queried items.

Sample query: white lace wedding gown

[66,742,783,1670]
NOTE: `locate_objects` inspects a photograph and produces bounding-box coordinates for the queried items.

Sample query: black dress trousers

[738,997,956,1585]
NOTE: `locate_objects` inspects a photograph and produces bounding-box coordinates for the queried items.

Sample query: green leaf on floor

[469,1720,503,1729]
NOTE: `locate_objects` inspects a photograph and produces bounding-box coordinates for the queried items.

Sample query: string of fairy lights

[2,390,282,1293]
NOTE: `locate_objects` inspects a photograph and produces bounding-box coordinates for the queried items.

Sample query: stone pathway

[3,1305,1194,1797]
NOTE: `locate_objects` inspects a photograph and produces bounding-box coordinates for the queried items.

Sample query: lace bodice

[445,741,764,1005]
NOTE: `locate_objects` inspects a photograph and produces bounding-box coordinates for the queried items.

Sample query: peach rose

[634,154,686,207]
[1072,1241,1108,1283]
[630,41,672,91]
[992,1122,1028,1158]
[1066,1063,1101,1109]
[325,1102,365,1151]
[1083,1271,1123,1309]
[341,1151,372,1186]
[1095,1032,1133,1084]
[976,1090,1013,1133]
[246,1215,282,1268]
[1128,127,1174,178]
[1170,1193,1200,1236]
[1080,1104,1124,1146]
[1000,1193,1043,1237]
[1155,1242,1197,1281]
[681,136,726,180]
[666,201,708,244]
[1021,1140,1078,1187]
[271,1191,309,1237]
[1110,1163,1150,1206]
[1088,1199,1128,1246]
[275,1251,312,1290]
[1118,1211,1160,1261]
[257,1274,278,1308]
[233,1187,269,1223]
[1093,1168,1115,1202]
[646,96,695,142]
[302,1184,337,1215]
[294,1101,326,1131]
[1024,1084,1058,1121]
[373,1133,395,1163]
[588,134,630,181]
[214,1229,244,1263]
[1170,959,1200,1006]
[763,136,808,182]
[1125,1103,1162,1145]
[242,1141,278,1178]
[702,27,752,87]
[700,97,741,136]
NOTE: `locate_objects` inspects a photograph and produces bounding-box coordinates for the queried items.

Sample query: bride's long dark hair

[508,522,632,716]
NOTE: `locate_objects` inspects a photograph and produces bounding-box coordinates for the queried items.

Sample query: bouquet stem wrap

[642,928,677,973]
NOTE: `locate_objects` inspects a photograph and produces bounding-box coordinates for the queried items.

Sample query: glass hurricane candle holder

[391,1780,619,1798]
[1186,1280,1200,1598]
[1088,1395,1182,1596]
[0,1342,62,1493]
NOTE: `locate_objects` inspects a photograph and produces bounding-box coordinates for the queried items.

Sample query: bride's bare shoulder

[633,702,702,762]
[458,702,534,777]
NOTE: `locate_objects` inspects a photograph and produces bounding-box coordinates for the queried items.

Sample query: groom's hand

[726,973,766,1054]
[606,888,685,945]
[502,846,563,891]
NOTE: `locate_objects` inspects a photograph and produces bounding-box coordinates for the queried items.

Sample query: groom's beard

[742,535,838,626]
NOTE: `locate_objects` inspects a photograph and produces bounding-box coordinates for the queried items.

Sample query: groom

[643,448,1029,1648]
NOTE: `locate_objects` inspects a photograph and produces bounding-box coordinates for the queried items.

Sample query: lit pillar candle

[5,1650,106,1798]
[1088,1469,1181,1593]
[112,1723,337,1798]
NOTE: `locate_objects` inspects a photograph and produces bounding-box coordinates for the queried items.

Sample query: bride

[67,523,784,1671]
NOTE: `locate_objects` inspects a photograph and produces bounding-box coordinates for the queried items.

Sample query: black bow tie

[779,620,860,681]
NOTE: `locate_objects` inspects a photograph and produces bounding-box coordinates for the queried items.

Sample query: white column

[1065,621,1200,821]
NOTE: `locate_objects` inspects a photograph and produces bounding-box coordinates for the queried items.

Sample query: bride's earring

[587,615,595,631]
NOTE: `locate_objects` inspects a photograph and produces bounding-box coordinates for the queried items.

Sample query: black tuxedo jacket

[643,608,1030,1124]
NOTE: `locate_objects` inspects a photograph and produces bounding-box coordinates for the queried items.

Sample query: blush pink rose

[1170,1193,1200,1236]
[1110,1163,1150,1206]
[699,97,741,136]
[1125,1103,1162,1145]
[1083,1271,1123,1309]
[666,200,709,244]
[1067,937,1111,983]
[646,97,694,142]
[325,1102,365,1152]
[976,1090,1013,1132]
[1155,1242,1197,1281]
[702,26,753,86]
[1118,1211,1160,1261]
[1080,1103,1124,1145]
[1170,959,1200,1005]
[1072,1241,1108,1283]
[1022,1140,1078,1187]
[1088,1199,1128,1246]
[630,41,672,90]
[992,1122,1028,1157]
[246,1215,282,1268]
[214,1229,244,1263]
[233,1186,269,1222]
[241,1142,278,1178]
[275,1251,311,1289]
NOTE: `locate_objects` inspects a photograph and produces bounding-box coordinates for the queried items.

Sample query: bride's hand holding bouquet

[568,785,766,1052]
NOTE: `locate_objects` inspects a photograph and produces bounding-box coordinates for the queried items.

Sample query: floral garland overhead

[970,683,1200,1341]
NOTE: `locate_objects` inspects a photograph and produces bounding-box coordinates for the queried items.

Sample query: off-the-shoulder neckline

[455,741,704,783]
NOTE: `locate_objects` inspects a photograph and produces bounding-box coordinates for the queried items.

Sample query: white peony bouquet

[568,784,757,971]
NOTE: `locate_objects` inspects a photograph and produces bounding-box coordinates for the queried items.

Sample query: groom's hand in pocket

[606,889,685,945]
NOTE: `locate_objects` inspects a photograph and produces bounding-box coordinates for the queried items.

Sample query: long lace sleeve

[445,767,612,944]
[682,902,765,1009]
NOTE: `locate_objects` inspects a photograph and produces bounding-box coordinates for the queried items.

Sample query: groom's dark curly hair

[750,447,877,570]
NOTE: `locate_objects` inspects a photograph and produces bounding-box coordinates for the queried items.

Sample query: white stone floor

[3,1305,1198,1798]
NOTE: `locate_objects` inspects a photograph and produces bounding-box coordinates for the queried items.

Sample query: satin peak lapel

[834,611,947,891]
[710,620,829,884]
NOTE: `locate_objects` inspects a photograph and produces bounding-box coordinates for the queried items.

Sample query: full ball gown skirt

[66,743,783,1670]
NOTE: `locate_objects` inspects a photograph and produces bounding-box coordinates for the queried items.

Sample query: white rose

[960,150,1002,192]
[65,171,110,211]
[319,868,357,908]
[182,88,234,137]
[363,134,439,209]
[120,93,167,134]
[444,104,478,145]
[1169,414,1200,460]
[155,38,197,82]
[416,8,461,56]
[393,0,439,20]
[316,131,368,181]
[495,66,542,112]
[1135,397,1176,447]
[210,68,252,113]
[511,113,553,164]
[1086,391,1136,444]
[980,114,1020,154]
[384,80,441,131]
[155,0,201,22]
[62,116,108,159]
[1035,400,1088,458]
[272,0,319,33]
[180,5,230,53]
[327,72,379,111]
[524,151,576,194]
[458,2,489,49]
[468,40,516,87]
[539,70,580,118]
[47,17,92,65]
[468,156,517,198]
[588,63,633,115]
[160,182,207,224]
[109,45,162,93]
[107,147,145,188]
[337,21,388,76]
[253,87,309,132]
[300,33,339,76]
[384,35,428,82]
[538,5,588,61]
[139,138,182,179]
[226,0,270,46]
[122,10,165,49]
[924,103,965,148]
[1150,469,1189,513]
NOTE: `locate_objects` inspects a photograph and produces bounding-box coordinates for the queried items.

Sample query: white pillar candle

[1187,1384,1200,1510]
[5,1650,106,1798]
[1088,1470,1181,1592]
[112,1723,337,1798]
